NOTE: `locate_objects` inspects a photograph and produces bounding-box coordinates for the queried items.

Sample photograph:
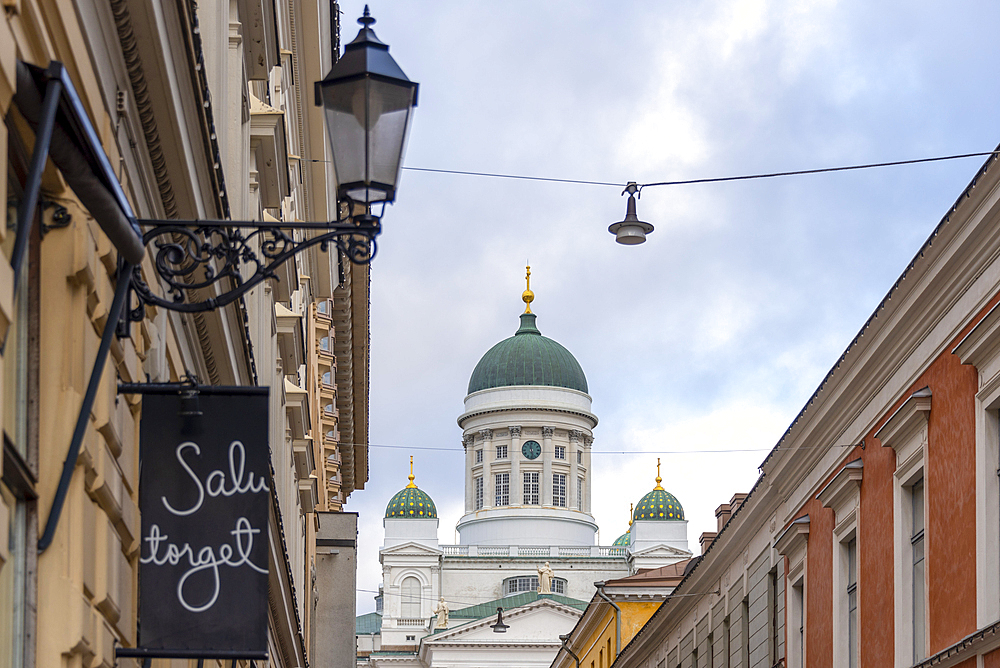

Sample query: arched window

[400,577,421,618]
[322,370,333,386]
[503,576,566,596]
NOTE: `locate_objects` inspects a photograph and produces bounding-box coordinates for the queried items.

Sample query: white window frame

[554,445,565,460]
[577,476,584,510]
[552,473,567,507]
[951,307,1000,626]
[496,444,508,460]
[475,448,483,464]
[495,473,510,506]
[817,458,862,668]
[875,388,929,666]
[775,516,809,668]
[474,476,484,510]
[523,471,539,505]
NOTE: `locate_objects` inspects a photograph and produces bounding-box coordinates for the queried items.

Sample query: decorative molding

[478,429,493,441]
[462,434,475,448]
[817,459,864,514]
[567,429,582,442]
[774,515,810,556]
[953,299,1000,367]
[543,426,556,438]
[876,387,931,451]
[509,426,521,438]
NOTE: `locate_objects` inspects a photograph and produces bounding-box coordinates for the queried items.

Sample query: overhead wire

[335,441,856,454]
[395,150,1000,189]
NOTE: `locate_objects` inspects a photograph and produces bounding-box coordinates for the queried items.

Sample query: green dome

[634,488,684,521]
[612,531,631,547]
[385,486,437,519]
[468,313,588,394]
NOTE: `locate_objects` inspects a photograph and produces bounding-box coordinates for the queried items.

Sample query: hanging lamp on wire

[608,182,653,245]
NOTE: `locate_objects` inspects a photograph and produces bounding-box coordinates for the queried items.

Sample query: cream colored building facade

[0,1,366,667]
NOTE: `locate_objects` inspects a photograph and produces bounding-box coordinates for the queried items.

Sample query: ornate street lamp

[608,182,654,245]
[122,5,418,319]
[316,5,419,209]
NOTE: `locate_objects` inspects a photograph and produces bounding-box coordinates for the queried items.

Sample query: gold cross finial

[654,458,663,490]
[406,455,417,488]
[522,265,534,314]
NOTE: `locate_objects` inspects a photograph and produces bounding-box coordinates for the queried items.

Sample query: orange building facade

[610,150,1000,668]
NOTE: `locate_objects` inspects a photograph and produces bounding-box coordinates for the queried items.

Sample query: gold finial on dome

[522,264,534,314]
[628,503,633,527]
[406,455,417,488]
[654,458,663,490]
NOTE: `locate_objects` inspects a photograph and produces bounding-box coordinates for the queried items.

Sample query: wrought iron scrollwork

[127,215,379,317]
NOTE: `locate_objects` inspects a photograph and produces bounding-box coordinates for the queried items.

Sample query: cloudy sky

[339,0,1000,613]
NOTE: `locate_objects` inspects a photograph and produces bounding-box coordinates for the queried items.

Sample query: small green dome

[634,488,684,521]
[468,313,588,394]
[612,531,631,547]
[385,486,437,519]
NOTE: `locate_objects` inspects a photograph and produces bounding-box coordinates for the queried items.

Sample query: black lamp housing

[490,607,509,633]
[315,5,419,206]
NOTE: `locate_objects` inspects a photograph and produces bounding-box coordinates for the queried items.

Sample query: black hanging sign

[137,389,270,654]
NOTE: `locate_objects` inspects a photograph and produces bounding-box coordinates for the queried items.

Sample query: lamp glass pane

[321,77,415,204]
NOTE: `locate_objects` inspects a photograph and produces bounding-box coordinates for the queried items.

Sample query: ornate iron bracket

[125,213,379,321]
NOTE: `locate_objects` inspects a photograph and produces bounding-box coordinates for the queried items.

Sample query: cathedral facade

[358,282,693,668]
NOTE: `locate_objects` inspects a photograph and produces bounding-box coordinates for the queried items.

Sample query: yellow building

[0,1,367,666]
[553,563,690,668]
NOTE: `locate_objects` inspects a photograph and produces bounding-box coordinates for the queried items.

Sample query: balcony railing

[439,545,628,558]
[396,618,427,627]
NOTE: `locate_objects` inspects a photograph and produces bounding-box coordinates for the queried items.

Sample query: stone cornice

[817,459,863,513]
[458,405,598,429]
[774,515,810,556]
[876,388,931,451]
[953,298,1000,367]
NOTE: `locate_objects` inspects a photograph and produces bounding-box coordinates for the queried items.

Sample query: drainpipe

[559,634,581,668]
[595,581,621,658]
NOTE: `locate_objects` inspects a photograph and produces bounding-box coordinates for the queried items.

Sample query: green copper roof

[634,487,684,521]
[468,313,588,394]
[356,612,383,634]
[385,486,437,519]
[451,592,589,619]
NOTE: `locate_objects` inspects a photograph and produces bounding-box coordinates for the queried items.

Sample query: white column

[542,427,554,505]
[481,429,494,507]
[510,426,522,505]
[463,434,474,513]
[570,433,580,510]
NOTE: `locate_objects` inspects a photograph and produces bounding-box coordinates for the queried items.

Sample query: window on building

[790,579,804,668]
[474,477,484,510]
[317,299,331,315]
[320,335,331,351]
[321,370,333,386]
[400,577,421,618]
[577,450,583,464]
[524,471,539,505]
[406,635,416,642]
[495,473,510,506]
[577,476,583,509]
[504,575,565,595]
[2,148,39,668]
[475,449,483,464]
[847,539,858,668]
[554,445,565,459]
[496,445,507,459]
[552,473,566,507]
[911,479,925,662]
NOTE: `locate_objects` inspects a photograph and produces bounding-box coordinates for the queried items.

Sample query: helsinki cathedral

[357,270,692,668]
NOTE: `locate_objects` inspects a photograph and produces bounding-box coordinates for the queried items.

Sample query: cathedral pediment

[422,598,582,647]
[628,544,693,559]
[380,541,444,557]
